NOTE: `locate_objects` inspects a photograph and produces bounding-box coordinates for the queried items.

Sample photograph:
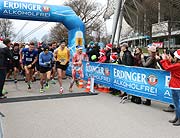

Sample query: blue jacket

[39,51,53,68]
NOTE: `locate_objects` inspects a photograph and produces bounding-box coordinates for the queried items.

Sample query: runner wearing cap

[54,40,70,94]
[39,46,54,93]
[69,46,88,92]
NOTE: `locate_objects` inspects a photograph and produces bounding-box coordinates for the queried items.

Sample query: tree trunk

[147,23,152,44]
[168,20,171,50]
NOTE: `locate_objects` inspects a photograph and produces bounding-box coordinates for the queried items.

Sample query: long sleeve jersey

[39,51,53,68]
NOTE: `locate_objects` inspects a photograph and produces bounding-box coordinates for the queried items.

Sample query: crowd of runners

[0,39,88,96]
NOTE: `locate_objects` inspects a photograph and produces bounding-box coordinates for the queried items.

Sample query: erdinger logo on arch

[42,6,50,12]
[3,1,51,13]
[104,68,110,76]
[147,75,158,86]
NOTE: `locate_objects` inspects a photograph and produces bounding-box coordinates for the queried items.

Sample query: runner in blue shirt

[19,42,38,89]
[39,46,54,93]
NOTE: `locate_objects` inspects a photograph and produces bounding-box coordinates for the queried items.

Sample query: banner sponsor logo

[84,63,111,84]
[42,6,50,12]
[113,67,158,95]
[147,75,158,86]
[104,68,110,76]
[3,1,50,18]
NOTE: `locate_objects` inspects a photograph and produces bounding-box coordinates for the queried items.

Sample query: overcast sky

[9,0,111,42]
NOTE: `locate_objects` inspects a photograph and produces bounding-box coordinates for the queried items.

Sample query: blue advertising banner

[0,0,85,56]
[83,61,172,104]
[83,62,112,87]
[66,60,72,76]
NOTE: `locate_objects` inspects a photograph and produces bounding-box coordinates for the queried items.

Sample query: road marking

[0,92,98,103]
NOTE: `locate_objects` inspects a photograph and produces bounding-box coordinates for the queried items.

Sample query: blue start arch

[0,0,85,55]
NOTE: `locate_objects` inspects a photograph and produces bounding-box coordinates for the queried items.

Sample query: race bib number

[60,59,66,65]
[13,56,18,60]
[26,58,32,62]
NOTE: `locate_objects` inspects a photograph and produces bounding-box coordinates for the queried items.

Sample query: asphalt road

[0,79,179,138]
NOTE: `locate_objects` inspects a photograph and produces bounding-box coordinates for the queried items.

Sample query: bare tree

[0,19,14,39]
[50,0,105,43]
[41,34,51,43]
[50,23,68,42]
[65,0,104,33]
[166,0,177,49]
[143,1,158,43]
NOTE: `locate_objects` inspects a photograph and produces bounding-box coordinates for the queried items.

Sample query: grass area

[141,48,148,53]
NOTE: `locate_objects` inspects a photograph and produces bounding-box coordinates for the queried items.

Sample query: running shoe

[45,83,49,89]
[59,87,64,94]
[40,88,45,93]
[14,79,17,83]
[2,89,8,95]
[0,95,7,99]
[27,83,31,89]
[51,79,56,84]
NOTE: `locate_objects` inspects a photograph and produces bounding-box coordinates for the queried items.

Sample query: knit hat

[43,46,49,51]
[121,43,128,48]
[106,43,112,50]
[110,54,118,62]
[89,41,94,46]
[99,49,106,55]
[147,45,156,52]
[174,49,180,59]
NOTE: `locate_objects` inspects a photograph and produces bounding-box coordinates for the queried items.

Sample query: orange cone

[84,78,91,92]
[101,87,111,93]
[94,85,98,89]
[97,85,103,91]
[78,79,84,88]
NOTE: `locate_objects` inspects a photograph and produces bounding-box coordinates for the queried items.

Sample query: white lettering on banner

[3,10,50,17]
[95,75,110,82]
[4,1,42,11]
[164,90,171,97]
[165,76,170,87]
[86,65,105,75]
[114,68,147,84]
[85,73,110,82]
[114,79,158,94]
[3,10,8,14]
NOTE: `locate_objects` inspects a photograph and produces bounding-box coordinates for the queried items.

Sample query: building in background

[104,0,180,48]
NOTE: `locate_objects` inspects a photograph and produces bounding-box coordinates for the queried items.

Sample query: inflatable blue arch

[0,0,85,55]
